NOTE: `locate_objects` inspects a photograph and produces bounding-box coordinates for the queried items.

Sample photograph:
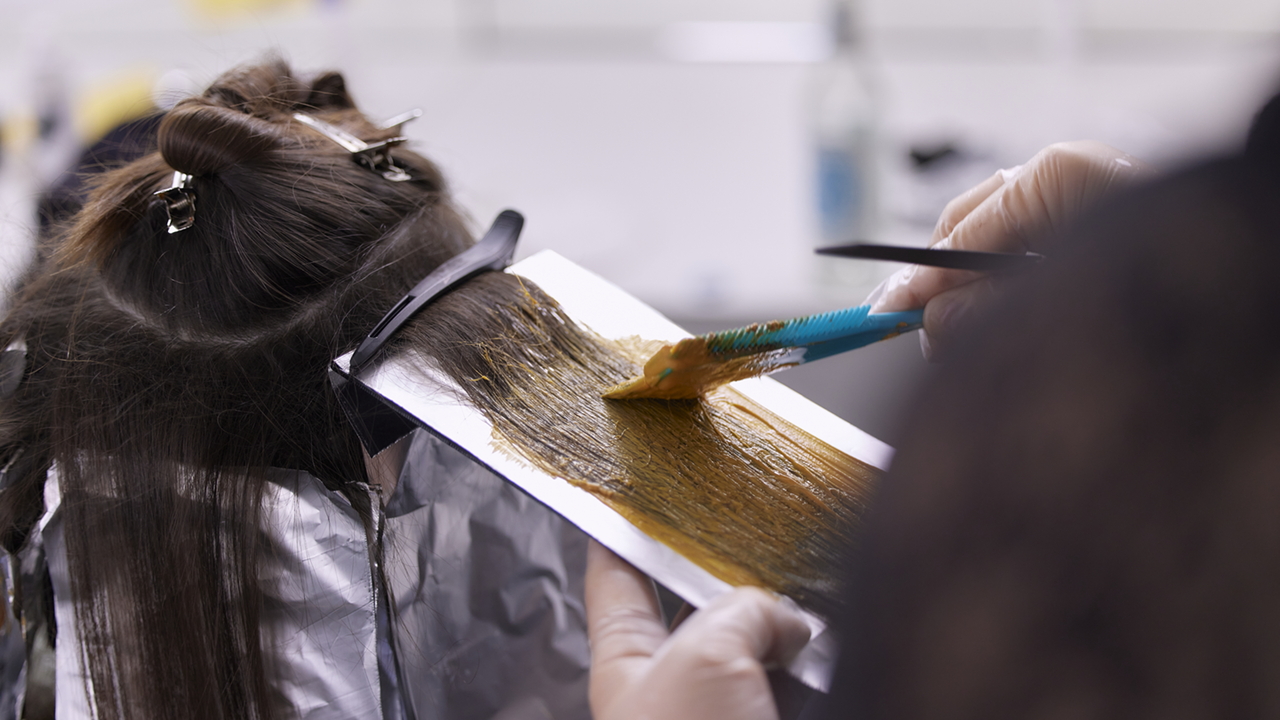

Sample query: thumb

[586,541,668,713]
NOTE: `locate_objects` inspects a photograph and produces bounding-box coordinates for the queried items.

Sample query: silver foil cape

[2,432,589,720]
[379,430,590,719]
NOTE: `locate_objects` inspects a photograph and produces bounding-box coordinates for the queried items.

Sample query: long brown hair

[0,60,469,719]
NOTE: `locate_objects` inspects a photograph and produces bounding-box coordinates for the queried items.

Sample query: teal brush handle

[702,305,923,361]
[800,309,923,363]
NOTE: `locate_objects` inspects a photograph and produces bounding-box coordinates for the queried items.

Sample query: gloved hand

[870,140,1155,360]
[586,541,811,720]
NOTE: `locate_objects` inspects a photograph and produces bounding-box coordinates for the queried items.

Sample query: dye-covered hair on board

[0,60,472,719]
[391,272,878,620]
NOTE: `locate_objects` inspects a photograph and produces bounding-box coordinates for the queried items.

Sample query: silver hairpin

[0,338,26,399]
[292,112,412,183]
[153,171,196,234]
[378,108,423,131]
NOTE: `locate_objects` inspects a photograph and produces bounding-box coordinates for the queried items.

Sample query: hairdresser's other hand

[586,541,811,720]
[871,140,1155,360]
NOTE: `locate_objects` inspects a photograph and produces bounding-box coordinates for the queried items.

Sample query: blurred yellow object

[0,113,39,155]
[75,70,158,146]
[187,0,309,22]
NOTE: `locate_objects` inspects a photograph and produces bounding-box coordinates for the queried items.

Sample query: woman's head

[4,59,471,472]
[0,59,472,719]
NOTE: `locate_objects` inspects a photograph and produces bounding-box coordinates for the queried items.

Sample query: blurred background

[3,0,1279,441]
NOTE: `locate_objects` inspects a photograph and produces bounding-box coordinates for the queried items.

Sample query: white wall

[3,0,1279,315]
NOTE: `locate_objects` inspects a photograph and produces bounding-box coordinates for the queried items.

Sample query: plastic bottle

[811,0,880,291]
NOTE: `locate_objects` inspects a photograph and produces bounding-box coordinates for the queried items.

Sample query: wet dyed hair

[0,60,470,719]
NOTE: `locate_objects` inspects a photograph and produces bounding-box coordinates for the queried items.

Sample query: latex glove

[586,541,811,720]
[870,140,1155,360]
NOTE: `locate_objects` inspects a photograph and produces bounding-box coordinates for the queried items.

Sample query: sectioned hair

[0,59,469,719]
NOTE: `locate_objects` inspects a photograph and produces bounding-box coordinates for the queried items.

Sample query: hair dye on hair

[399,272,876,619]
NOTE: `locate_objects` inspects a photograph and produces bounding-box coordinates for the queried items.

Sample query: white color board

[334,250,895,691]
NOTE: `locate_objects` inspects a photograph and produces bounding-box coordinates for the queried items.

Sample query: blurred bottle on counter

[811,0,881,293]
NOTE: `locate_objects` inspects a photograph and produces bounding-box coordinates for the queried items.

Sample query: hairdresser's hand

[586,541,811,720]
[871,140,1155,360]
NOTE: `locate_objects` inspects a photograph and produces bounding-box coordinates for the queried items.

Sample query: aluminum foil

[28,441,590,720]
[380,430,590,720]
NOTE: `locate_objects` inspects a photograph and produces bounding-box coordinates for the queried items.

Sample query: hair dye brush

[605,242,1042,400]
[603,305,923,400]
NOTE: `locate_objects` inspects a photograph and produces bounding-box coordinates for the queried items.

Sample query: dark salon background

[4,0,1280,442]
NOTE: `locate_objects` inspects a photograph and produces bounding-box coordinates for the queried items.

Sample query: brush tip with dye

[604,305,924,400]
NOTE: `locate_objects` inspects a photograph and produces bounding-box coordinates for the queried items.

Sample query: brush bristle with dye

[603,328,799,400]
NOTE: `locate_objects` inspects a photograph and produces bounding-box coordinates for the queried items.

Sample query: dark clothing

[828,96,1280,718]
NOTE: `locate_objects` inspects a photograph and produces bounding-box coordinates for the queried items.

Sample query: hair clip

[0,338,26,399]
[293,112,412,183]
[153,171,196,234]
[377,108,423,131]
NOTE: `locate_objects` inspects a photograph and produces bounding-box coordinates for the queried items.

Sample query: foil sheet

[31,444,590,720]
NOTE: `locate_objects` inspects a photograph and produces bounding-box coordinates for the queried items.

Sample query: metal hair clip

[377,108,423,131]
[0,338,27,399]
[293,112,413,183]
[153,171,196,234]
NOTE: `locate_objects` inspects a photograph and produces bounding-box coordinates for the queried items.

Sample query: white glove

[871,140,1156,360]
[586,541,811,720]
